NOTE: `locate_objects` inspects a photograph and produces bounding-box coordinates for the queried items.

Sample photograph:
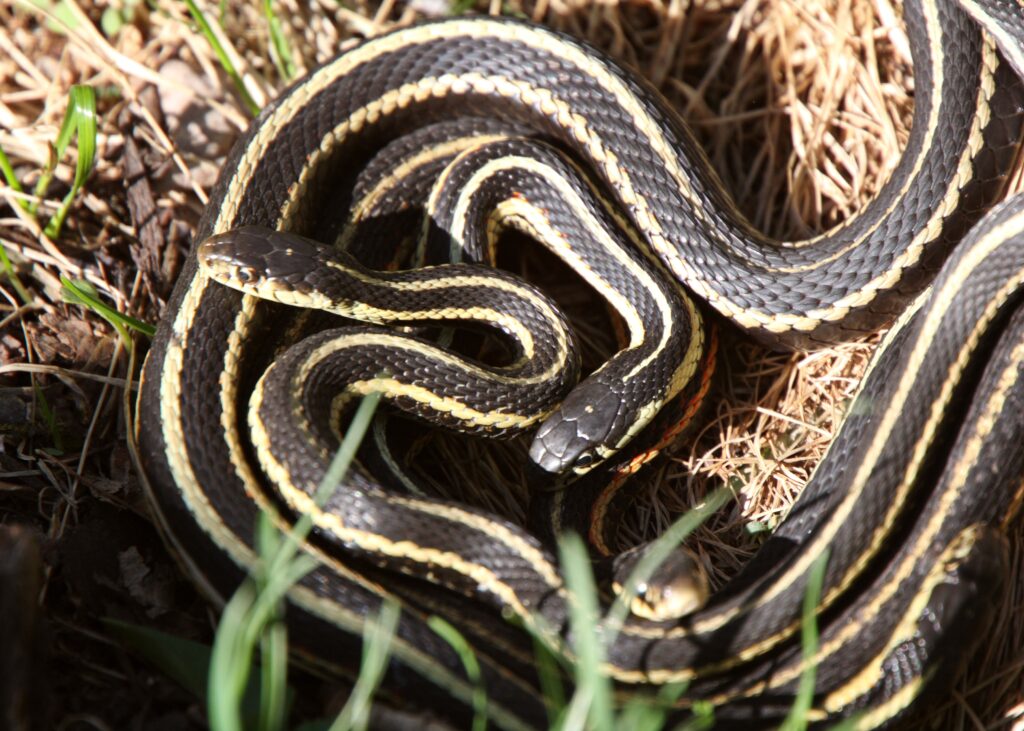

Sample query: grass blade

[43,85,97,238]
[0,145,25,201]
[263,0,296,81]
[61,276,156,343]
[515,487,729,730]
[780,549,830,731]
[266,392,381,578]
[330,599,402,731]
[209,581,262,731]
[258,615,289,731]
[428,616,487,731]
[207,393,380,730]
[0,242,32,306]
[32,383,64,454]
[557,532,613,731]
[182,0,260,115]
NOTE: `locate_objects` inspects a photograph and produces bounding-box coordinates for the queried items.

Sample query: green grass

[329,598,402,731]
[0,84,97,308]
[61,276,156,350]
[263,0,297,82]
[120,397,840,731]
[0,83,96,240]
[206,393,381,731]
[179,433,838,731]
[558,532,616,731]
[541,488,730,731]
[0,241,32,306]
[0,86,102,469]
[182,0,260,115]
[0,145,24,199]
[429,616,488,731]
[780,551,829,731]
[116,389,740,730]
[604,487,730,641]
[37,84,97,238]
[448,0,479,15]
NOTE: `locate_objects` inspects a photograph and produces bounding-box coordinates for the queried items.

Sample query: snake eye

[574,452,595,469]
[238,268,254,283]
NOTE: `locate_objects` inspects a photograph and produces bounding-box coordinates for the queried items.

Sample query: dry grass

[0,0,1022,728]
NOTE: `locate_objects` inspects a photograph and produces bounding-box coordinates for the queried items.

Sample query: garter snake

[132,0,1024,727]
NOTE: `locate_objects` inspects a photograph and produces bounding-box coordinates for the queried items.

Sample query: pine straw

[0,0,1022,727]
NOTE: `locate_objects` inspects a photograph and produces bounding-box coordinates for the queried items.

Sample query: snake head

[610,543,709,621]
[198,226,326,298]
[529,381,627,476]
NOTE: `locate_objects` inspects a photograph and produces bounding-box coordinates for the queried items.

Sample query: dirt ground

[1,0,1022,728]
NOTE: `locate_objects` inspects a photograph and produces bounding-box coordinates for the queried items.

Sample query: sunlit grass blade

[0,146,25,201]
[258,615,289,731]
[780,549,830,731]
[254,508,291,731]
[183,0,260,115]
[41,85,96,237]
[557,532,614,731]
[600,489,727,729]
[209,580,263,731]
[207,393,380,730]
[203,541,313,729]
[428,616,487,731]
[263,0,296,81]
[61,276,156,345]
[331,599,402,731]
[1,84,95,235]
